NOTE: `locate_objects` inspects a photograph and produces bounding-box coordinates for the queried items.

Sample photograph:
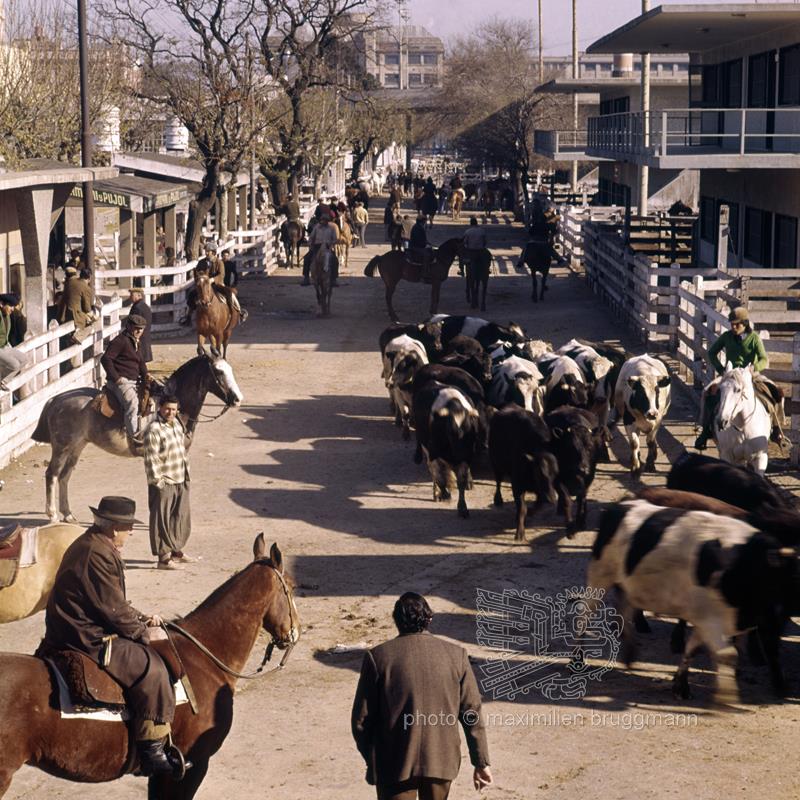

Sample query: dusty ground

[1,202,798,799]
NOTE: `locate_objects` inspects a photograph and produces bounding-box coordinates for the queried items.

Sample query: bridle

[717,372,758,433]
[181,357,237,427]
[164,563,298,681]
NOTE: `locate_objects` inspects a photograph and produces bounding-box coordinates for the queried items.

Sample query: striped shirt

[144,415,188,486]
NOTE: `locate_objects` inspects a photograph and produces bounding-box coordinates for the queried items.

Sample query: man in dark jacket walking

[128,288,153,363]
[352,593,493,799]
[42,495,185,778]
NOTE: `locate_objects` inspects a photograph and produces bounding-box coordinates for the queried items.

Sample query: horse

[194,274,240,359]
[284,220,303,269]
[463,247,493,312]
[449,188,465,220]
[311,245,334,317]
[0,523,82,623]
[518,238,552,302]
[713,365,771,474]
[363,238,461,321]
[421,191,438,229]
[0,535,299,799]
[336,218,354,271]
[31,354,243,523]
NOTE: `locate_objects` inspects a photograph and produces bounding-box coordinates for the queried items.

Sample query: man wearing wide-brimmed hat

[43,496,186,778]
[100,314,149,450]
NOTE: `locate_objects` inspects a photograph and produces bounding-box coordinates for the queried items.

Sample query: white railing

[588,107,800,157]
[0,296,123,469]
[556,205,625,270]
[534,129,590,158]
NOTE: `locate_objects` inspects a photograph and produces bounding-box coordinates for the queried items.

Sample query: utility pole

[538,0,544,84]
[639,0,651,217]
[571,0,578,194]
[77,0,94,270]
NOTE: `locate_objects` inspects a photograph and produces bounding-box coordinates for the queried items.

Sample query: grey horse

[31,354,243,522]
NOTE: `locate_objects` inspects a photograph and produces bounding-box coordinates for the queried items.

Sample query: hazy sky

[404,0,776,54]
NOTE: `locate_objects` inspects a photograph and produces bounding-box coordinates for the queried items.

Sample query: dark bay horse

[311,246,334,317]
[519,238,553,302]
[463,247,493,312]
[0,536,299,800]
[283,220,304,268]
[32,354,243,522]
[363,238,461,321]
[195,274,240,358]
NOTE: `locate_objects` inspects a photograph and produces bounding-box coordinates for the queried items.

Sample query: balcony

[586,108,800,169]
[534,129,609,162]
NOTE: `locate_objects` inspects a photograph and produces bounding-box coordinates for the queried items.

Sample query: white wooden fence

[556,205,624,270]
[0,296,123,469]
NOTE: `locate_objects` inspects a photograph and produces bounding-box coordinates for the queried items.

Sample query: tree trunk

[185,166,220,260]
[261,167,289,207]
[350,137,375,182]
[216,186,228,239]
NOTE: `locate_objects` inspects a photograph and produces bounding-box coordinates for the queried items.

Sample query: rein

[187,405,230,425]
[163,565,297,680]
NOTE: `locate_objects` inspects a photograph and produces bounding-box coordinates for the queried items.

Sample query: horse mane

[166,355,210,389]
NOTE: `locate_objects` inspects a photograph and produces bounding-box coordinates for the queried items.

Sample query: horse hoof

[63,513,77,523]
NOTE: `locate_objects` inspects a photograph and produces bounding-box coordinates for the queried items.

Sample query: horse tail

[31,398,53,442]
[364,256,380,278]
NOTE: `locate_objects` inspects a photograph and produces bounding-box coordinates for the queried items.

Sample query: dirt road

[1,203,798,799]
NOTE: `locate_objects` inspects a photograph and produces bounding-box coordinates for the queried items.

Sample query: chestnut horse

[0,535,299,799]
[363,238,461,321]
[195,274,239,358]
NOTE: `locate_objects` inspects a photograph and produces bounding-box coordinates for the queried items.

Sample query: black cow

[440,335,492,385]
[431,315,526,350]
[412,381,482,518]
[545,406,603,535]
[667,453,791,514]
[488,405,559,541]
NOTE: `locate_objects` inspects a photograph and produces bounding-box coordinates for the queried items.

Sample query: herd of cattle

[378,314,800,703]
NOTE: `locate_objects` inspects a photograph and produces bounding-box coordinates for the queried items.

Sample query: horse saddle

[37,640,187,713]
[0,526,37,588]
[90,385,152,423]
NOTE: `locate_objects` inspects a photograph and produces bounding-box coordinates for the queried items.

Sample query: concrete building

[361,25,444,90]
[534,55,699,211]
[541,53,689,79]
[587,3,800,269]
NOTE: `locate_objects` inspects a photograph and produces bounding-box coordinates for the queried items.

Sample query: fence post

[792,332,800,466]
[647,261,659,345]
[669,263,680,350]
[692,275,705,387]
[47,319,60,385]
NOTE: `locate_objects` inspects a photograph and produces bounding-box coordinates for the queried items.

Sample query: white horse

[370,169,386,195]
[713,364,771,474]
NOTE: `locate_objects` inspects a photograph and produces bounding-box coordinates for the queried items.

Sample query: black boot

[694,428,711,451]
[137,739,181,778]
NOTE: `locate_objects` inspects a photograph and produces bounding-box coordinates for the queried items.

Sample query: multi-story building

[360,25,445,90]
[541,53,689,79]
[586,3,800,270]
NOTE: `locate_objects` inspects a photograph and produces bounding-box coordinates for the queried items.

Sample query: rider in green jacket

[694,306,785,450]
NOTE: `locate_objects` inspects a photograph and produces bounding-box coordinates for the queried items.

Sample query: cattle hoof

[644,460,657,473]
[48,513,59,524]
[440,488,451,501]
[514,531,526,542]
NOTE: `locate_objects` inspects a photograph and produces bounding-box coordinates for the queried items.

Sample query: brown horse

[363,238,461,321]
[195,274,239,358]
[335,218,354,271]
[311,245,334,317]
[0,535,298,799]
[284,220,304,269]
[449,188,465,220]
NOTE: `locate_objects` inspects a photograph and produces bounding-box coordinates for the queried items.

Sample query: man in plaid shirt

[144,395,192,570]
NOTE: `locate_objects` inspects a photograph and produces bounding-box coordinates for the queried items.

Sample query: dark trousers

[377,778,452,800]
[148,481,191,559]
[104,637,175,729]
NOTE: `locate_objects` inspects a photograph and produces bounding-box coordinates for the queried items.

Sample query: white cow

[487,356,544,414]
[385,336,428,439]
[613,354,671,475]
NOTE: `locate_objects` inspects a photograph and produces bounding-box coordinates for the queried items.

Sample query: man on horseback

[409,215,433,281]
[100,314,149,450]
[462,216,488,278]
[301,211,339,287]
[694,306,786,450]
[182,244,248,326]
[42,495,186,778]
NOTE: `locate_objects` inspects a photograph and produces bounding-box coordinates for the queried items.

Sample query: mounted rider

[461,216,488,277]
[409,215,434,281]
[41,495,186,778]
[694,306,786,450]
[301,211,339,287]
[101,314,150,451]
[182,243,248,326]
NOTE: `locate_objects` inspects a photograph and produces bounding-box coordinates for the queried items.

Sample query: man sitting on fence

[100,314,150,452]
[0,293,30,391]
[694,306,787,451]
[181,244,247,326]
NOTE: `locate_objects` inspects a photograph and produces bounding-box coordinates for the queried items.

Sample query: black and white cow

[379,321,442,373]
[430,315,526,350]
[487,356,544,413]
[488,405,559,541]
[387,339,429,440]
[544,406,603,535]
[438,335,492,386]
[613,354,671,475]
[536,353,590,412]
[488,338,552,367]
[556,338,615,424]
[412,382,482,518]
[588,499,800,703]
[381,334,428,410]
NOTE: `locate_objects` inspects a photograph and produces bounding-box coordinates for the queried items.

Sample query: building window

[779,44,800,105]
[720,58,742,108]
[774,214,798,267]
[748,51,775,108]
[384,53,399,66]
[422,53,438,65]
[422,72,438,86]
[408,72,422,86]
[383,73,400,87]
[702,64,718,106]
[408,53,422,65]
[700,196,716,242]
[744,207,773,266]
